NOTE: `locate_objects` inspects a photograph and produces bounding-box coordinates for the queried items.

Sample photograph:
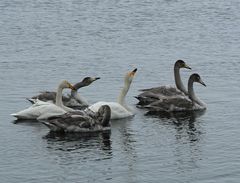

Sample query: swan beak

[184,64,191,69]
[94,77,100,81]
[68,83,76,90]
[130,68,137,76]
[199,79,206,87]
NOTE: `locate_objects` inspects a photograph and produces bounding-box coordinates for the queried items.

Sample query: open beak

[199,78,206,87]
[184,64,191,70]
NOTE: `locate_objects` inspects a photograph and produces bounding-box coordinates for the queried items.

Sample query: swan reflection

[44,131,112,152]
[146,109,206,124]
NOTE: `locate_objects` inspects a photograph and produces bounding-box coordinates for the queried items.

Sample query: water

[1,0,240,182]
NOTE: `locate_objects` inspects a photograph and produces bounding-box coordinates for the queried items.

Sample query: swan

[136,60,191,106]
[11,80,76,120]
[145,73,206,112]
[41,105,111,133]
[30,77,100,109]
[88,68,137,120]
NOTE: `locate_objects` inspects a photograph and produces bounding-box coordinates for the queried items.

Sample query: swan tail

[41,121,63,132]
[11,113,18,118]
[11,112,31,120]
[135,96,154,106]
[26,98,37,104]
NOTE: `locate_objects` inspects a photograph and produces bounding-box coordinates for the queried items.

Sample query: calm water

[1,0,240,182]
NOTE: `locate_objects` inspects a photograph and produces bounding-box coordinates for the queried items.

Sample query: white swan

[11,80,76,120]
[136,60,191,106]
[145,73,207,112]
[30,77,100,109]
[88,68,137,120]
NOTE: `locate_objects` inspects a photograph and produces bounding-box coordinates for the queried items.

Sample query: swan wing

[140,85,184,96]
[31,91,69,103]
[137,86,185,106]
[11,102,66,120]
[146,96,194,112]
[31,91,57,102]
[42,105,111,132]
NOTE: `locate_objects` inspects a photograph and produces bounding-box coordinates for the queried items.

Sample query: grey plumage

[30,77,100,109]
[41,105,111,133]
[143,73,207,113]
[136,86,184,106]
[136,60,191,106]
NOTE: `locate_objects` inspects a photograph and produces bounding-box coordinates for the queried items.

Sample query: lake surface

[1,0,240,182]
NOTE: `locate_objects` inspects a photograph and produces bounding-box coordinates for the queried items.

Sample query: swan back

[11,102,66,120]
[42,105,111,133]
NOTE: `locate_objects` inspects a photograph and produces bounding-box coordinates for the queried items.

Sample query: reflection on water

[173,118,203,176]
[43,131,113,169]
[112,117,137,155]
[12,119,40,125]
[146,109,205,142]
[13,118,112,152]
[147,110,206,124]
[44,131,112,152]
[145,109,204,175]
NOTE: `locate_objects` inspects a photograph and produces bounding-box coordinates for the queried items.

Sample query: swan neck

[73,82,85,91]
[70,82,89,105]
[188,79,204,107]
[174,66,188,95]
[71,90,88,105]
[70,82,84,97]
[117,81,130,106]
[56,86,64,107]
[55,85,75,112]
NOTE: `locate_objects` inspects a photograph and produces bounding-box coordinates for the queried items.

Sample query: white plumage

[11,80,75,120]
[88,68,137,120]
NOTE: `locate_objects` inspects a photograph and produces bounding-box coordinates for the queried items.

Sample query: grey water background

[0,0,240,182]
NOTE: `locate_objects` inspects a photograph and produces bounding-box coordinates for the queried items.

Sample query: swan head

[81,77,100,86]
[191,73,206,87]
[59,80,76,90]
[175,60,191,70]
[97,105,111,127]
[125,68,137,84]
[71,77,100,92]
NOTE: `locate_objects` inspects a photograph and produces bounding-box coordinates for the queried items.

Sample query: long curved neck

[188,79,204,107]
[56,86,64,107]
[56,86,74,112]
[70,82,88,105]
[174,66,188,95]
[117,81,130,107]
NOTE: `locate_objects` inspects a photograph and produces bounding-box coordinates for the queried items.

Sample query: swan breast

[88,102,133,120]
